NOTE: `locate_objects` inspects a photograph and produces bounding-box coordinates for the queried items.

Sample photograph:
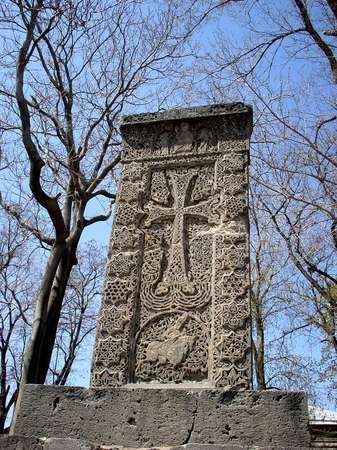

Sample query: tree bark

[254,313,266,389]
[326,0,337,20]
[252,292,266,389]
[10,242,65,433]
[36,238,80,383]
[20,243,65,385]
[0,349,7,433]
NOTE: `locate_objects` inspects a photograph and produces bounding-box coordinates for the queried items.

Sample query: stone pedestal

[10,384,311,449]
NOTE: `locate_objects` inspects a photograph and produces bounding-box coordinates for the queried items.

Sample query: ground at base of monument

[0,436,333,450]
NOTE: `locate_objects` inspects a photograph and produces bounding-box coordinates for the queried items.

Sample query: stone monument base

[0,440,325,450]
[7,384,312,449]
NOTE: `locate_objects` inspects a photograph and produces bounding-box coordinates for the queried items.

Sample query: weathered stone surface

[12,385,310,448]
[91,104,253,389]
[120,103,251,124]
[8,105,312,450]
[191,391,310,447]
[0,438,319,450]
[0,435,43,449]
[43,438,94,450]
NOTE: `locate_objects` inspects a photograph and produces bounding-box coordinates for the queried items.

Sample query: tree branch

[15,0,68,244]
[294,0,337,82]
[0,195,54,246]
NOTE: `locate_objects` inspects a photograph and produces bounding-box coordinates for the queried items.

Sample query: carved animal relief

[91,104,253,389]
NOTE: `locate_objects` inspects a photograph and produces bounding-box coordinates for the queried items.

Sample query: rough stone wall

[0,439,323,450]
[11,385,311,448]
[91,103,253,389]
[0,438,323,450]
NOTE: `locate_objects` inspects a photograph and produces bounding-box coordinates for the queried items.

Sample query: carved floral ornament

[91,105,253,389]
[121,110,251,161]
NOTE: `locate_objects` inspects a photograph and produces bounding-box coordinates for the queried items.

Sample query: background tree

[250,186,322,398]
[0,0,230,396]
[0,216,35,432]
[0,208,104,431]
[198,0,336,405]
[50,241,104,386]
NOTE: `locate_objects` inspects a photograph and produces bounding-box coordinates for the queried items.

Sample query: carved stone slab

[91,103,253,388]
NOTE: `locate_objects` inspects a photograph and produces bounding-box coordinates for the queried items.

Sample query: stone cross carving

[144,169,215,289]
[91,103,253,389]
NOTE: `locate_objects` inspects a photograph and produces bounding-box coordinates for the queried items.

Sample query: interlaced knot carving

[91,108,252,389]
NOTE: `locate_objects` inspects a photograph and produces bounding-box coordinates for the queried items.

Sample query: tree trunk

[11,242,66,433]
[19,243,66,385]
[0,413,5,435]
[252,292,267,389]
[36,240,79,383]
[254,313,266,390]
[0,349,7,433]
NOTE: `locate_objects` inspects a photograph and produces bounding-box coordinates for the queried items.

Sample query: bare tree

[249,187,290,390]
[0,210,106,431]
[0,0,230,397]
[50,241,104,386]
[197,0,337,403]
[250,187,326,398]
[0,216,36,432]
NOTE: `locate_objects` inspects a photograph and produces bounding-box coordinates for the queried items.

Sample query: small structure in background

[310,407,337,447]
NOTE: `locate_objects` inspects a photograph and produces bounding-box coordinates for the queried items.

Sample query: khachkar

[10,104,311,450]
[91,103,253,389]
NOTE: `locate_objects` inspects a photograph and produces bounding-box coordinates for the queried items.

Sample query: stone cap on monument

[120,102,253,125]
[119,103,253,162]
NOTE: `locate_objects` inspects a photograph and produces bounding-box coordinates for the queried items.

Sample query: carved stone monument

[91,103,252,389]
[8,105,312,450]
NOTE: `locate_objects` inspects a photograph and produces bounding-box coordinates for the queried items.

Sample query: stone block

[0,439,317,450]
[191,390,310,447]
[0,435,43,449]
[43,438,94,450]
[12,385,310,448]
